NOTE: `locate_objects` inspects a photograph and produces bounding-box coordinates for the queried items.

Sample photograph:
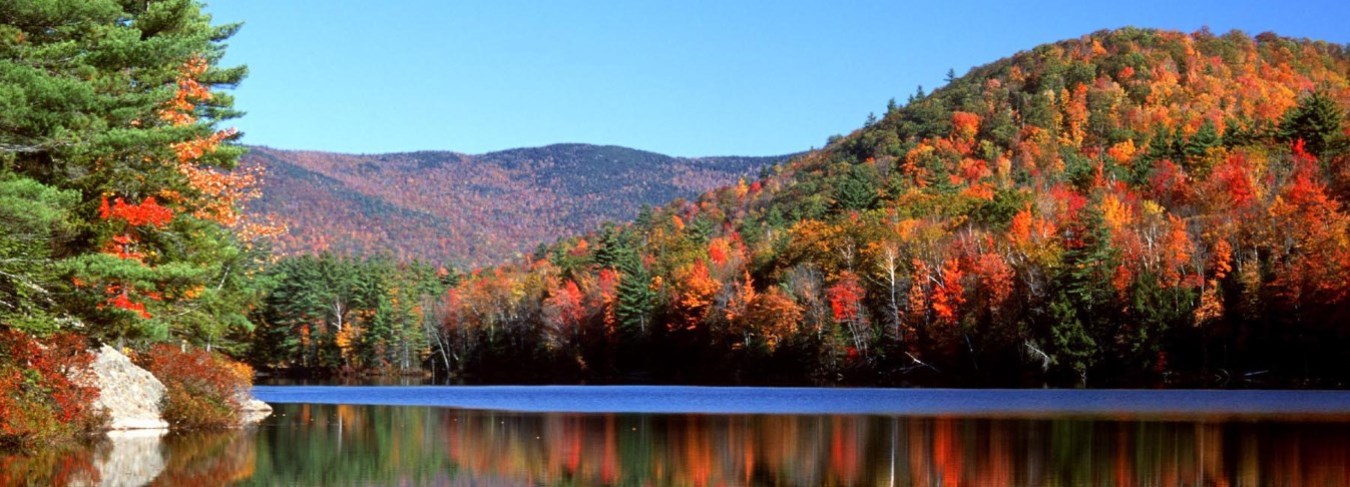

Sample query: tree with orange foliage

[827,271,869,356]
[2,0,269,348]
[672,261,719,331]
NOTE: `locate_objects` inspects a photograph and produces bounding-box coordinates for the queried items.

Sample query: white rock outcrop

[238,395,274,424]
[88,345,170,431]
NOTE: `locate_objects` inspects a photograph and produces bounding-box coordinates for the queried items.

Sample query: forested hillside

[251,28,1350,387]
[243,145,791,266]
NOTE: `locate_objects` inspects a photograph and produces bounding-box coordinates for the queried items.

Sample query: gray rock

[87,345,169,431]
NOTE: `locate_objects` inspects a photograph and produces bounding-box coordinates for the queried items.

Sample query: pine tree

[1,0,255,344]
[615,251,655,336]
[1280,90,1346,158]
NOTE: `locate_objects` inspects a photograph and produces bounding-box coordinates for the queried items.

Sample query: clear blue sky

[207,1,1350,157]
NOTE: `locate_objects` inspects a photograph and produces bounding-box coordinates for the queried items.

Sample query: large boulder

[88,345,170,430]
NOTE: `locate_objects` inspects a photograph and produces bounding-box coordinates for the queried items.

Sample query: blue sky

[207,1,1350,157]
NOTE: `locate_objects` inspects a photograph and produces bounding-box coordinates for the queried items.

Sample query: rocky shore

[85,345,271,431]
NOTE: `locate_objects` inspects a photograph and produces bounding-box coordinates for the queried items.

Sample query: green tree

[1280,90,1346,158]
[1,0,254,345]
[0,178,78,333]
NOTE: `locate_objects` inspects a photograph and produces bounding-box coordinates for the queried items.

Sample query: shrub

[0,328,103,449]
[137,345,253,429]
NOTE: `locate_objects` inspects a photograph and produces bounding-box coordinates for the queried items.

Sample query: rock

[87,345,169,431]
[238,396,273,425]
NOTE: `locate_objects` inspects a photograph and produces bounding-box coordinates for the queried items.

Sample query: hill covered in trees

[242,145,793,266]
[251,28,1350,387]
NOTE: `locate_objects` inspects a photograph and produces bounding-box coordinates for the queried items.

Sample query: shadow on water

[4,404,1350,486]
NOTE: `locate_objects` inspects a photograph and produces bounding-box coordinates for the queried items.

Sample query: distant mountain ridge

[242,144,796,266]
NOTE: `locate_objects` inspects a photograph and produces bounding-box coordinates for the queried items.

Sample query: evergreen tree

[1280,90,1346,158]
[615,251,655,336]
[1,0,255,344]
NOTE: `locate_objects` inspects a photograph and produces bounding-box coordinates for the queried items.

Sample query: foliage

[249,254,445,375]
[0,328,103,449]
[281,28,1350,387]
[137,344,252,429]
[0,0,271,349]
[243,145,791,267]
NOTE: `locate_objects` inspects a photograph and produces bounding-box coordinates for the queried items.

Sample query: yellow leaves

[335,323,359,366]
[1090,38,1108,57]
[1193,283,1224,326]
[1058,84,1090,149]
[1161,215,1193,288]
[1107,139,1137,165]
[1100,193,1133,232]
[732,178,749,199]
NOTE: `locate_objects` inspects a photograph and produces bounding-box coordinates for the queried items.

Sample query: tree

[827,270,869,355]
[615,252,655,337]
[1280,90,1346,158]
[1,0,257,346]
[0,178,78,333]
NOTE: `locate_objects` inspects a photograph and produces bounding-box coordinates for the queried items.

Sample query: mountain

[242,144,795,266]
[411,28,1350,385]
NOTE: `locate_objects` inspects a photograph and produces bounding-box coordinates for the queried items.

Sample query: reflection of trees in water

[150,430,257,486]
[0,443,98,486]
[5,407,1350,485]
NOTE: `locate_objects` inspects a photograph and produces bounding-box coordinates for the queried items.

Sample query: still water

[4,387,1350,486]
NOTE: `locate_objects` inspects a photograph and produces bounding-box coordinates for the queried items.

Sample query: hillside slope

[243,145,793,266]
[423,28,1350,386]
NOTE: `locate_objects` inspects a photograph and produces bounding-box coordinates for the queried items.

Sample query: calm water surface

[4,387,1350,486]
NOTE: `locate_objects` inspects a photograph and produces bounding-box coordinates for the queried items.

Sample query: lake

[4,387,1350,486]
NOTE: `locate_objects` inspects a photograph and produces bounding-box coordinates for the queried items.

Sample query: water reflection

[4,404,1350,486]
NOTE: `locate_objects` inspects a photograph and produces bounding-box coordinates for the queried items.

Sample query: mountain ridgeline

[251,28,1350,387]
[243,144,794,266]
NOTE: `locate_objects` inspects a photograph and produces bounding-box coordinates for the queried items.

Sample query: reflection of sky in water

[4,389,1350,486]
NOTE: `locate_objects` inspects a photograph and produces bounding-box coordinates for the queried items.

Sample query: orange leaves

[931,258,965,326]
[1060,84,1090,148]
[1107,139,1137,165]
[597,268,619,332]
[99,196,173,228]
[171,128,235,163]
[673,261,719,330]
[1160,215,1193,288]
[827,270,865,324]
[543,280,586,332]
[1210,153,1258,209]
[972,252,1014,309]
[158,56,212,126]
[708,238,730,266]
[950,112,982,153]
[105,289,151,319]
[746,287,801,351]
[722,271,757,331]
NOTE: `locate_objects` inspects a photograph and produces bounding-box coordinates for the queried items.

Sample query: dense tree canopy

[265,28,1350,387]
[1,0,268,348]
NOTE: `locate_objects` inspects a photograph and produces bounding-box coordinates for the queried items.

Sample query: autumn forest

[246,28,1350,388]
[4,0,1350,408]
